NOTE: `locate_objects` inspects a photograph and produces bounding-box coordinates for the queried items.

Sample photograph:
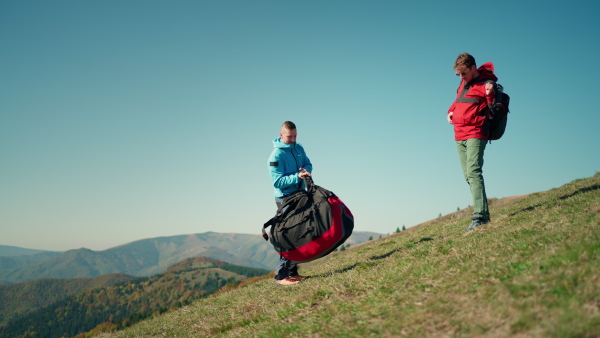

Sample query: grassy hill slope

[101,173,600,337]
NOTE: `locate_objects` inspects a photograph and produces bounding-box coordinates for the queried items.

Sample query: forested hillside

[0,273,134,326]
[0,257,269,338]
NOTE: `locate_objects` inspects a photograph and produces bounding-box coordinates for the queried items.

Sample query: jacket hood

[477,62,498,82]
[273,137,294,149]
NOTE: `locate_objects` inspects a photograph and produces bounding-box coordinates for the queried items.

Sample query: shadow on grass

[510,205,540,216]
[558,184,600,200]
[510,184,600,216]
[371,237,434,260]
[310,237,434,278]
[310,263,359,278]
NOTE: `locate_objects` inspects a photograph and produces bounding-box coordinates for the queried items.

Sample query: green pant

[456,138,489,220]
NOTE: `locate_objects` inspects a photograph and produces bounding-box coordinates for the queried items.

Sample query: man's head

[454,53,478,83]
[280,121,297,145]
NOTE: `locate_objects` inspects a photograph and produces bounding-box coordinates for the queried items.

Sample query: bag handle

[300,169,315,193]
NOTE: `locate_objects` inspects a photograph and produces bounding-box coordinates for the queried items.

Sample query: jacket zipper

[291,144,302,191]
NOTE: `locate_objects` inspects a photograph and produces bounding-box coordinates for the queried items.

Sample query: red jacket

[448,62,498,141]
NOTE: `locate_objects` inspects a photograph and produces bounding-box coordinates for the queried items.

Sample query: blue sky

[1,0,599,252]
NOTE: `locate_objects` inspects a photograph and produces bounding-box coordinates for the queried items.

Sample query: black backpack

[487,83,510,141]
[262,176,354,263]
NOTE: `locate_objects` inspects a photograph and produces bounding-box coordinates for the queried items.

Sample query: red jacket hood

[476,62,498,82]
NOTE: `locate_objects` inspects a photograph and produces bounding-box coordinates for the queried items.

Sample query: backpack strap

[455,79,478,104]
[455,77,494,104]
[262,187,305,241]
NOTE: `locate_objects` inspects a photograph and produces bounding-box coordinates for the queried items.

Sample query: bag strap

[300,170,316,193]
[262,218,274,241]
[455,77,495,104]
[262,196,290,241]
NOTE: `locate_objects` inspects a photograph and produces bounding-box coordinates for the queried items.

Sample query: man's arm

[269,151,302,190]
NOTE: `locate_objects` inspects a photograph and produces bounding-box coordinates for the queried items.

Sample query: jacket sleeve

[448,102,456,114]
[269,151,300,190]
[484,81,496,106]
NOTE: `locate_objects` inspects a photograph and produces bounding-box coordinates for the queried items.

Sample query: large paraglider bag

[262,176,354,263]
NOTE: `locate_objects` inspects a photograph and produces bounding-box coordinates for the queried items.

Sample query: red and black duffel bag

[262,176,354,263]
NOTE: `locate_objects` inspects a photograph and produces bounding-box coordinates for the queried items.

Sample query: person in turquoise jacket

[267,121,312,285]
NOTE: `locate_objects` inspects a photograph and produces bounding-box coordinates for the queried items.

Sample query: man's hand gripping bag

[262,176,354,263]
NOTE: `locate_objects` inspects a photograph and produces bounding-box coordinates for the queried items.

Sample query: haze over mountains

[0,231,380,284]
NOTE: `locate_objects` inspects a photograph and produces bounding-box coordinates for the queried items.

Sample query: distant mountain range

[0,231,380,284]
[0,245,53,257]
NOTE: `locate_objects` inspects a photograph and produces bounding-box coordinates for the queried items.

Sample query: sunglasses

[455,70,469,76]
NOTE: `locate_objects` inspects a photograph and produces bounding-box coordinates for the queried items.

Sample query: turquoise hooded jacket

[268,138,313,198]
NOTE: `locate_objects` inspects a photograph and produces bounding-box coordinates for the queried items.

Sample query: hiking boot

[464,218,490,232]
[275,277,300,286]
[288,274,308,282]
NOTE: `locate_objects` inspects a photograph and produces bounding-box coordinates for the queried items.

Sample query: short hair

[282,121,296,130]
[454,53,476,71]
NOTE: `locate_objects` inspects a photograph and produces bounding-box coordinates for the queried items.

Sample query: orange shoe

[289,274,308,282]
[275,277,300,285]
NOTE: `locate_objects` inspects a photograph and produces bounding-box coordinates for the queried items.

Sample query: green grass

[99,173,600,337]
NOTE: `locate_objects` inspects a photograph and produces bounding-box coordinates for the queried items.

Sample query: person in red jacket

[447,53,497,231]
